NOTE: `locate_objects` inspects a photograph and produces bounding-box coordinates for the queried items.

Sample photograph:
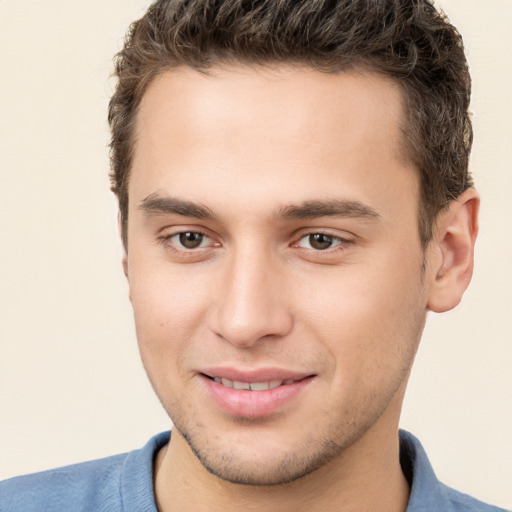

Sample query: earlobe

[427,188,479,313]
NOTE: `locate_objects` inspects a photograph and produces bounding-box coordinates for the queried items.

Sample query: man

[0,0,508,511]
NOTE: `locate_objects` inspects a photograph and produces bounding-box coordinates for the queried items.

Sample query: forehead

[130,65,416,218]
[135,65,405,155]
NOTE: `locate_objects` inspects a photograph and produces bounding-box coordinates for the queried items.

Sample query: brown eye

[178,232,204,249]
[308,233,334,250]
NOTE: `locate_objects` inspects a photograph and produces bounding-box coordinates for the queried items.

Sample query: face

[126,65,430,485]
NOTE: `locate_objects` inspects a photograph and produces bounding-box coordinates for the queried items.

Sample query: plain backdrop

[0,0,511,508]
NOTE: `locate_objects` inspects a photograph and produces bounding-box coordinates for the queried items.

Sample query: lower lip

[201,375,314,418]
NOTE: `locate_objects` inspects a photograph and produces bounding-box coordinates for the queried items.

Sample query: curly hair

[109,0,473,248]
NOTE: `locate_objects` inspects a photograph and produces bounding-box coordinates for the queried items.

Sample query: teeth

[268,380,283,389]
[249,381,271,391]
[212,377,290,390]
[233,380,251,390]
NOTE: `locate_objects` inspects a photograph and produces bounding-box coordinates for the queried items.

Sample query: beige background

[0,0,511,508]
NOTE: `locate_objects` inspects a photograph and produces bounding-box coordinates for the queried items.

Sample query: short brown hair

[109,0,473,248]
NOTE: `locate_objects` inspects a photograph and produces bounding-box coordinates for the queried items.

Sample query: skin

[124,65,479,512]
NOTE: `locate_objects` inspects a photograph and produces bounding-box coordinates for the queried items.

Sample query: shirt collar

[400,429,455,512]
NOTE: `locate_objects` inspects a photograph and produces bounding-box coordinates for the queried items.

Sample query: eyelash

[158,231,216,252]
[293,232,354,252]
[159,229,354,256]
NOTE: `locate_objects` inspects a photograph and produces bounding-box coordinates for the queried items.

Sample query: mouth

[199,370,315,418]
[205,375,301,391]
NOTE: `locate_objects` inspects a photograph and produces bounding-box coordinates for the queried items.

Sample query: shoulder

[0,453,127,512]
[439,484,511,512]
[399,430,509,512]
[0,432,170,512]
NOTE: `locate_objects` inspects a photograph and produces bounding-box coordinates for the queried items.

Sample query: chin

[186,436,332,485]
[176,417,366,486]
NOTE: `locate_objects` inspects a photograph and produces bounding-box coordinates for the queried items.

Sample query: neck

[154,421,409,512]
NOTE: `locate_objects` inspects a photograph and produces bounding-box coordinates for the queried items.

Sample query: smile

[212,377,297,390]
[200,370,315,418]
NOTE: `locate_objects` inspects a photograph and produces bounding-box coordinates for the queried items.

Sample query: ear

[122,253,129,280]
[427,188,479,313]
[118,212,129,281]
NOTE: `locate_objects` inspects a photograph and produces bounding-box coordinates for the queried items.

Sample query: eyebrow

[139,194,380,222]
[275,199,381,220]
[139,193,217,220]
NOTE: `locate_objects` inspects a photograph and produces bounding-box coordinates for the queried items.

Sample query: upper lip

[199,367,314,383]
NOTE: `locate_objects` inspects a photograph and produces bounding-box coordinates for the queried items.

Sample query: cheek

[128,262,211,366]
[294,257,425,367]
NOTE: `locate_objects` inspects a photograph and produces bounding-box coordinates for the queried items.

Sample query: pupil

[310,233,332,250]
[179,232,203,248]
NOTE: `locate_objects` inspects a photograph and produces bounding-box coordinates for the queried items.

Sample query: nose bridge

[210,239,292,347]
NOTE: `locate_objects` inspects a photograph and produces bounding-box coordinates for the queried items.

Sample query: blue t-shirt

[0,430,508,511]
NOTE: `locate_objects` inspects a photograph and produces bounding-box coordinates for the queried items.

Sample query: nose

[207,246,294,348]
